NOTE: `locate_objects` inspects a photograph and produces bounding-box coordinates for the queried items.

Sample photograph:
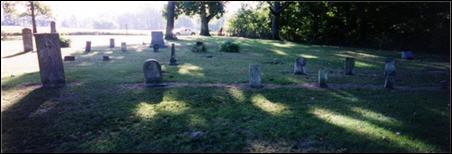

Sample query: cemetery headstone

[169,43,177,65]
[294,57,307,75]
[384,58,396,89]
[401,51,413,60]
[192,41,206,52]
[85,41,91,52]
[50,21,56,33]
[109,38,115,48]
[22,28,33,52]
[103,56,110,61]
[344,57,355,75]
[143,59,164,87]
[64,56,75,61]
[121,42,127,52]
[34,33,65,88]
[249,64,263,88]
[318,69,328,88]
[151,31,167,48]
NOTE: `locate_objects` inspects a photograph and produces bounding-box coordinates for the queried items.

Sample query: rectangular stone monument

[34,33,65,88]
[85,41,91,52]
[318,69,328,88]
[121,42,127,52]
[110,38,115,48]
[344,57,355,75]
[64,56,75,61]
[150,31,167,48]
[22,28,33,52]
[249,64,263,88]
[384,58,396,89]
[103,56,110,61]
[50,21,56,33]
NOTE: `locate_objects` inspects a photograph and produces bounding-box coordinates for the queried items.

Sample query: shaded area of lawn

[1,76,450,152]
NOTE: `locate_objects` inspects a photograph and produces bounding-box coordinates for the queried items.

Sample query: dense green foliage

[227,2,450,53]
[219,41,239,52]
[58,36,71,47]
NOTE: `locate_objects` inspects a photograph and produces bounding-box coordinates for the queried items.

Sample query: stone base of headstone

[318,70,328,88]
[103,56,110,61]
[34,33,65,88]
[249,64,263,88]
[344,57,355,75]
[64,56,75,61]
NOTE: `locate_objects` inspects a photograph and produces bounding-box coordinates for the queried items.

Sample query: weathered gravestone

[318,69,328,88]
[384,58,396,89]
[151,31,167,48]
[22,28,33,52]
[401,51,413,60]
[249,64,263,88]
[103,56,110,61]
[50,21,56,33]
[64,56,75,61]
[294,57,307,75]
[34,33,65,88]
[109,38,115,48]
[344,57,355,75]
[85,41,91,52]
[169,43,177,65]
[143,59,165,87]
[121,42,127,52]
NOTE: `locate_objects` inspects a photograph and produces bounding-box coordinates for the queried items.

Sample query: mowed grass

[1,36,450,152]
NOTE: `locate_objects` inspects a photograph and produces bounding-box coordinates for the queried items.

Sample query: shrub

[191,41,207,52]
[59,36,71,47]
[219,41,239,53]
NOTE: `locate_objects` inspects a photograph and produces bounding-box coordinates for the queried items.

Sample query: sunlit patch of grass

[355,61,377,68]
[349,107,400,125]
[177,63,204,77]
[227,87,245,103]
[310,107,437,152]
[272,49,288,56]
[135,101,189,119]
[299,54,318,59]
[251,94,290,116]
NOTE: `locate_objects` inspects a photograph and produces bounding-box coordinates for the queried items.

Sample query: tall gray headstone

[121,42,127,52]
[294,57,307,75]
[143,59,164,87]
[169,43,177,65]
[151,31,167,48]
[384,58,396,89]
[109,38,115,48]
[50,21,56,33]
[22,28,33,52]
[85,41,91,52]
[344,57,355,75]
[318,69,328,88]
[249,64,263,88]
[34,33,65,88]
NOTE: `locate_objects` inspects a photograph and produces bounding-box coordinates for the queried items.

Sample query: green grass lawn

[1,36,450,152]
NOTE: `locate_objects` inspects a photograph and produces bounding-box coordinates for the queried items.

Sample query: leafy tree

[2,1,52,33]
[267,1,291,40]
[176,1,226,36]
[164,1,176,40]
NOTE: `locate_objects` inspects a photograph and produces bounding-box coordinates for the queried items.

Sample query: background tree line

[227,2,450,53]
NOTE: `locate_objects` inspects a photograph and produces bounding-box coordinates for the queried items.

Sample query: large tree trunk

[30,1,37,33]
[199,4,210,36]
[270,2,281,40]
[165,1,176,40]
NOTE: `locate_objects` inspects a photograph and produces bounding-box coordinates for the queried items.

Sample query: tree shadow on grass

[2,51,32,59]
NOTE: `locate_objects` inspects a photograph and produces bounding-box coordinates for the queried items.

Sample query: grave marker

[384,58,396,89]
[249,64,263,88]
[34,33,65,88]
[143,59,164,87]
[151,31,167,48]
[169,43,177,65]
[109,38,115,48]
[85,41,91,52]
[294,57,307,75]
[22,28,33,52]
[344,57,355,75]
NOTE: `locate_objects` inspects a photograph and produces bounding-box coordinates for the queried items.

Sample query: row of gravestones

[31,27,397,89]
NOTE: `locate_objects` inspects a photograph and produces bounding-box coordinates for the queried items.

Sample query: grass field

[1,35,450,152]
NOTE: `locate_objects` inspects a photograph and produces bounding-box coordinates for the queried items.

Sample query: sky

[41,1,255,20]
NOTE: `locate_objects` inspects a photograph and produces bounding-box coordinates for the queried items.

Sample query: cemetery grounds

[1,35,450,152]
